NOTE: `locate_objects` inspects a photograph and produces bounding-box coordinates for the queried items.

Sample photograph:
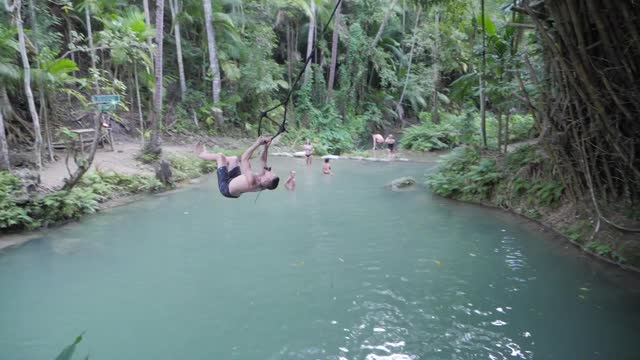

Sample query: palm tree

[147,0,165,155]
[396,5,421,127]
[5,0,43,169]
[302,0,316,85]
[0,109,7,170]
[169,0,187,101]
[80,0,99,91]
[143,0,154,61]
[480,0,487,148]
[203,0,223,124]
[431,7,441,124]
[370,0,399,50]
[0,24,20,170]
[32,56,84,164]
[326,0,342,101]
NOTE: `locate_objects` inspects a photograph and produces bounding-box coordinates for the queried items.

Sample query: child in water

[322,158,333,175]
[285,170,296,191]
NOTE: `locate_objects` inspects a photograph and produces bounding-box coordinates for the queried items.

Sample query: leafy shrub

[30,188,103,225]
[283,103,354,155]
[506,144,542,171]
[507,114,536,142]
[82,171,164,194]
[527,181,564,206]
[586,242,612,257]
[167,154,216,181]
[136,151,160,164]
[401,122,461,151]
[461,159,503,200]
[426,147,486,198]
[426,172,466,197]
[1,169,171,231]
[565,220,591,244]
[437,146,481,173]
[0,171,33,229]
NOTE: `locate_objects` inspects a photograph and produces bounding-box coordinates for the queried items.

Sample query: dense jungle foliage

[0,0,538,163]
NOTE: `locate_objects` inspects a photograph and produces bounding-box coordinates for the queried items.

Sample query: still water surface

[1,158,639,360]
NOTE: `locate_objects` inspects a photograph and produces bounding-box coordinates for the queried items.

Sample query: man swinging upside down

[196,136,280,198]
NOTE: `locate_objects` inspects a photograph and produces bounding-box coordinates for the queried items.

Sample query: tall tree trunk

[66,17,77,77]
[370,0,399,50]
[303,0,316,85]
[480,0,487,148]
[143,0,152,26]
[143,0,154,64]
[203,0,223,124]
[326,0,342,102]
[85,5,98,91]
[169,0,186,101]
[497,110,502,152]
[504,112,510,153]
[286,22,293,89]
[28,0,53,161]
[0,109,9,170]
[396,5,422,127]
[402,0,405,33]
[40,94,54,161]
[134,62,145,146]
[431,9,440,124]
[147,0,165,155]
[8,0,43,169]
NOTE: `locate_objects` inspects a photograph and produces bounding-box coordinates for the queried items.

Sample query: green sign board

[92,95,121,103]
[98,103,116,111]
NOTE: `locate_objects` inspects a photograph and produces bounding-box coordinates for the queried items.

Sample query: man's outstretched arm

[241,136,269,183]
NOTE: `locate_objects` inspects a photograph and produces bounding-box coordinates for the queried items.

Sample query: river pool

[1,157,639,359]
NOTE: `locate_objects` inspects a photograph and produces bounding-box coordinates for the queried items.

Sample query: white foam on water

[384,341,405,348]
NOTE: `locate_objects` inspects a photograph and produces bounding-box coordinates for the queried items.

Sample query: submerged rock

[386,176,418,192]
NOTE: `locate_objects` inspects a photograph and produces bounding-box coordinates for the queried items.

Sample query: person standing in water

[285,170,296,191]
[372,134,385,150]
[322,158,333,175]
[195,136,279,198]
[303,138,314,165]
[385,134,396,154]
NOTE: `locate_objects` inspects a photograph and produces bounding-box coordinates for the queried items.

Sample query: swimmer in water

[285,170,296,191]
[322,158,333,175]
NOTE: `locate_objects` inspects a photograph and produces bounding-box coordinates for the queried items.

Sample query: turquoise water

[1,158,639,360]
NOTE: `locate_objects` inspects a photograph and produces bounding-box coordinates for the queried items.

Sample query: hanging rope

[258,0,343,139]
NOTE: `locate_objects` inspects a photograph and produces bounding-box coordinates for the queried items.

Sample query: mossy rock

[386,177,417,192]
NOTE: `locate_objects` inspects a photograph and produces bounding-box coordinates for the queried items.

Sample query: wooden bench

[56,127,114,153]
